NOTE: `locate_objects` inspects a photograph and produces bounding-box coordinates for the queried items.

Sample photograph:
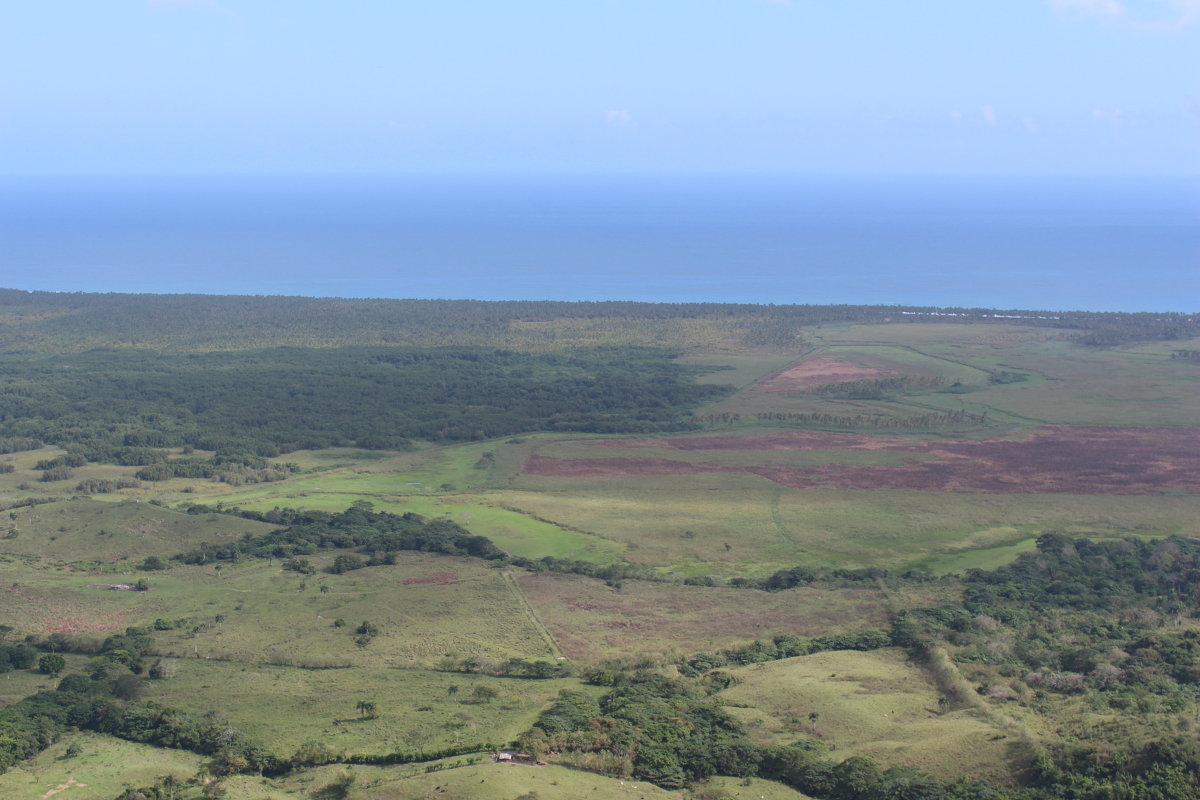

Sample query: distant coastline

[2,174,1196,312]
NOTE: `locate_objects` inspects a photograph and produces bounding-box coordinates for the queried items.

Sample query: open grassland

[287,761,692,800]
[283,761,817,800]
[516,572,897,663]
[0,498,274,566]
[814,325,1200,427]
[958,343,1199,427]
[678,352,805,389]
[0,552,555,668]
[0,733,207,800]
[146,555,556,669]
[485,481,1200,572]
[0,655,86,707]
[0,447,145,504]
[147,660,582,757]
[200,491,624,564]
[495,479,797,572]
[719,649,1019,783]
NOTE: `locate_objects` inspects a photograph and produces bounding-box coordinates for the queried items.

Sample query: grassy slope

[0,497,275,566]
[492,481,1199,572]
[0,733,208,800]
[146,660,584,757]
[286,761,816,800]
[719,649,1019,784]
[516,572,901,663]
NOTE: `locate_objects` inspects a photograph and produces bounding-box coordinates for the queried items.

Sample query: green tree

[38,653,65,676]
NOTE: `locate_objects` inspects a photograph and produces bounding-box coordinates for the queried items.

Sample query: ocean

[1,174,1196,312]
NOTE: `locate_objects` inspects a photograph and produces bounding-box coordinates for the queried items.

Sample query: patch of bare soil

[752,357,897,392]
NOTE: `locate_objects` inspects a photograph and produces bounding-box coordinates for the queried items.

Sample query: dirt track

[524,426,1200,494]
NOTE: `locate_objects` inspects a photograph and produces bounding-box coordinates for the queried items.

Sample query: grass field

[516,572,898,663]
[286,761,689,800]
[199,491,624,564]
[0,733,208,800]
[719,649,1020,783]
[487,481,1200,573]
[0,660,77,707]
[146,659,583,757]
[0,498,275,567]
[0,552,556,669]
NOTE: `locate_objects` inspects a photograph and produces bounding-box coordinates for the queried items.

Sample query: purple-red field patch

[524,426,1200,494]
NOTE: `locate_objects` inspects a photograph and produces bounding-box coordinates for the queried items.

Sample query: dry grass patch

[516,572,892,663]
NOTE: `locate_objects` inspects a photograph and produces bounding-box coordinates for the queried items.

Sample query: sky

[0,0,1197,175]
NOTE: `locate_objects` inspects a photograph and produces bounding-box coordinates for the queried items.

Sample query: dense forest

[0,345,729,454]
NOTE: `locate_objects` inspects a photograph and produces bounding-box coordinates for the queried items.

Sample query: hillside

[0,293,1197,799]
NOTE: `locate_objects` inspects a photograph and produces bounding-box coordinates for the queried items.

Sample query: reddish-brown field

[752,356,897,391]
[524,426,1200,495]
[517,572,896,662]
[589,430,925,451]
[523,455,729,477]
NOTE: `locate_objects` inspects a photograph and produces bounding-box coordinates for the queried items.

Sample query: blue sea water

[0,174,1196,312]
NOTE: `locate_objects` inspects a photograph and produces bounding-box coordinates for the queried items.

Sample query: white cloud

[605,109,632,126]
[981,105,998,126]
[1140,0,1200,28]
[1051,0,1200,28]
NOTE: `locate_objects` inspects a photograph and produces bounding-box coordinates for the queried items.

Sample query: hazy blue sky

[2,0,1197,175]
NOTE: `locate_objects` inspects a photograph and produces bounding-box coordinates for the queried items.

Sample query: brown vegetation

[752,357,897,391]
[525,426,1200,494]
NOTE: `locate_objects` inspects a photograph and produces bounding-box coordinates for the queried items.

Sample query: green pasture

[917,537,1040,575]
[0,661,76,708]
[823,344,993,385]
[516,572,898,663]
[202,491,624,564]
[0,732,207,800]
[0,553,555,669]
[493,480,792,572]
[143,555,556,669]
[286,761,689,800]
[0,498,274,567]
[719,649,1016,783]
[494,482,1200,572]
[678,352,802,388]
[147,659,581,757]
[960,345,1200,427]
[0,446,143,505]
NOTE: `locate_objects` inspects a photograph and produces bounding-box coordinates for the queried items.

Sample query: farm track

[502,570,564,662]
